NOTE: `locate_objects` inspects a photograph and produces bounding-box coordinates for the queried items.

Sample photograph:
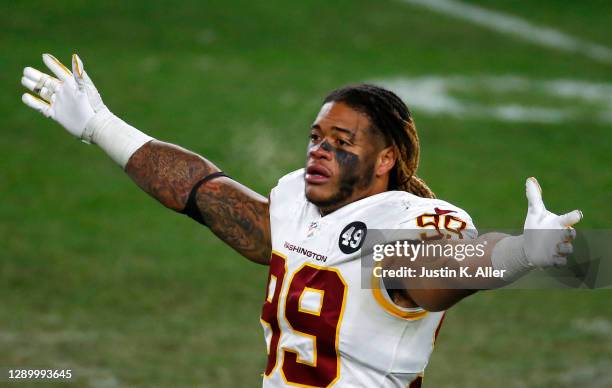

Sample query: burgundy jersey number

[261,252,347,387]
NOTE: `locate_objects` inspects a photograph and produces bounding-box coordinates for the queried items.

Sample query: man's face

[305,101,385,214]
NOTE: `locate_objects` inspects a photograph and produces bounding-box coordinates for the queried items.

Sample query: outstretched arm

[125,141,271,263]
[384,178,582,311]
[21,53,271,264]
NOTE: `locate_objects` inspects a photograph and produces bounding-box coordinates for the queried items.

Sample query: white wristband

[490,235,533,282]
[83,108,153,168]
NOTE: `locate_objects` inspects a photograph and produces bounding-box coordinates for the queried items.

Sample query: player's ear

[376,145,396,177]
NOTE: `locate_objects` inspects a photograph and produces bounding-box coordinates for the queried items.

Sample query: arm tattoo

[126,140,218,211]
[125,140,271,264]
[198,178,271,264]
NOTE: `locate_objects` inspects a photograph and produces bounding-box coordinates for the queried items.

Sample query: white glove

[21,53,153,167]
[71,54,107,114]
[491,177,582,281]
[21,53,97,140]
[523,177,582,267]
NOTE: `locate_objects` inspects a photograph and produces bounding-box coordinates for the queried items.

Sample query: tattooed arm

[126,140,271,265]
[19,54,271,264]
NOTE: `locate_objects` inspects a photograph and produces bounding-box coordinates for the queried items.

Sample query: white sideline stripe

[375,75,612,124]
[399,0,612,64]
[572,317,612,337]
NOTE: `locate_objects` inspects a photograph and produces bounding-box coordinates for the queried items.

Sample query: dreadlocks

[323,84,436,199]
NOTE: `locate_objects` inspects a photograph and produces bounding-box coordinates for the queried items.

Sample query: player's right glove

[21,53,152,167]
[21,54,98,139]
[491,177,582,282]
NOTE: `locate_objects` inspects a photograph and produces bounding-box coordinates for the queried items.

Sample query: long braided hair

[323,84,435,199]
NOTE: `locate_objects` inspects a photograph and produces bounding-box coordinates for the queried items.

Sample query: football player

[21,54,581,387]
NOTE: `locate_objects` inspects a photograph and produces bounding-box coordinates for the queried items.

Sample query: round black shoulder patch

[338,221,367,254]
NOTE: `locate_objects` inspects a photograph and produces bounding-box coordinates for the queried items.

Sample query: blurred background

[1,0,611,386]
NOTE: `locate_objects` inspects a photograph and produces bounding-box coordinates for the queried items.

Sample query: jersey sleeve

[268,168,306,239]
[269,169,305,214]
[399,198,478,241]
[374,197,478,318]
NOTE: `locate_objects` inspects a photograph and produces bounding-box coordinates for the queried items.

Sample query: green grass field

[1,1,611,386]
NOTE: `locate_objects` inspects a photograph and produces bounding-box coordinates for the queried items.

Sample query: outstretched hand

[523,177,582,267]
[21,53,105,142]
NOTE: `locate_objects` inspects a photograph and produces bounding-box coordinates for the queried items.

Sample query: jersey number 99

[261,252,347,387]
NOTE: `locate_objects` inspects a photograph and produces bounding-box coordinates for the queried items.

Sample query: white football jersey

[261,169,476,387]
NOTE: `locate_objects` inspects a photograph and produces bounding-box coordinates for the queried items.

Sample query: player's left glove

[491,177,582,282]
[522,177,581,267]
